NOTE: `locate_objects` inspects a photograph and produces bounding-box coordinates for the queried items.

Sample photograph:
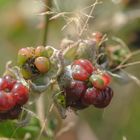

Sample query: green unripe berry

[17,47,35,66]
[35,46,54,58]
[45,46,54,57]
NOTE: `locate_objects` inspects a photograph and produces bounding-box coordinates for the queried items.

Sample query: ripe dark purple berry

[67,99,89,110]
[8,105,22,119]
[82,87,98,105]
[93,87,113,108]
[0,105,22,120]
[58,59,113,111]
[65,80,87,101]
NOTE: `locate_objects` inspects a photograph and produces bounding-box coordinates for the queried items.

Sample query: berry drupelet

[0,75,29,120]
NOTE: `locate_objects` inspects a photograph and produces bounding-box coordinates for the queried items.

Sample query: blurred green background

[0,0,140,140]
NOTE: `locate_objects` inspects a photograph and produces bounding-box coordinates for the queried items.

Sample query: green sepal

[21,68,32,79]
[17,54,28,66]
[45,46,54,57]
[54,93,66,108]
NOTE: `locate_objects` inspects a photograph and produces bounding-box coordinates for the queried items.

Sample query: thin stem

[111,61,140,72]
[36,0,52,137]
[111,50,140,72]
[79,0,101,37]
[42,0,52,46]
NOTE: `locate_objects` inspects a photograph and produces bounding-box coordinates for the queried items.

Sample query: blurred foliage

[0,0,140,140]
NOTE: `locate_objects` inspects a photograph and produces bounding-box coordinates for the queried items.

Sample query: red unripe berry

[0,78,8,90]
[0,75,16,91]
[90,72,111,89]
[72,59,96,81]
[3,75,16,90]
[72,65,90,81]
[92,32,103,43]
[102,73,111,85]
[0,91,16,112]
[12,83,29,105]
[72,59,95,74]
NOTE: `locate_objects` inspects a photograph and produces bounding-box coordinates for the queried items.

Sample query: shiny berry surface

[102,73,111,86]
[3,75,16,90]
[72,59,95,74]
[82,87,98,105]
[72,65,90,81]
[0,91,16,112]
[72,59,96,81]
[90,72,111,89]
[17,47,35,66]
[65,80,87,101]
[0,75,16,90]
[18,48,30,58]
[93,87,113,108]
[59,59,113,111]
[0,78,7,90]
[34,57,50,73]
[0,74,29,120]
[12,82,29,105]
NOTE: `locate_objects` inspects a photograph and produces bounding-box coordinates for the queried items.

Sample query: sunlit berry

[90,72,111,89]
[0,75,16,91]
[3,75,16,90]
[72,59,96,81]
[17,47,35,66]
[12,82,29,105]
[35,46,48,57]
[0,91,16,112]
[34,57,50,73]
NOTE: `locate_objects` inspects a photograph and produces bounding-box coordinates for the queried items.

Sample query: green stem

[36,0,52,137]
[42,0,52,46]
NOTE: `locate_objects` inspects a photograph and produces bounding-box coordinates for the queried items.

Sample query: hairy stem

[79,0,101,37]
